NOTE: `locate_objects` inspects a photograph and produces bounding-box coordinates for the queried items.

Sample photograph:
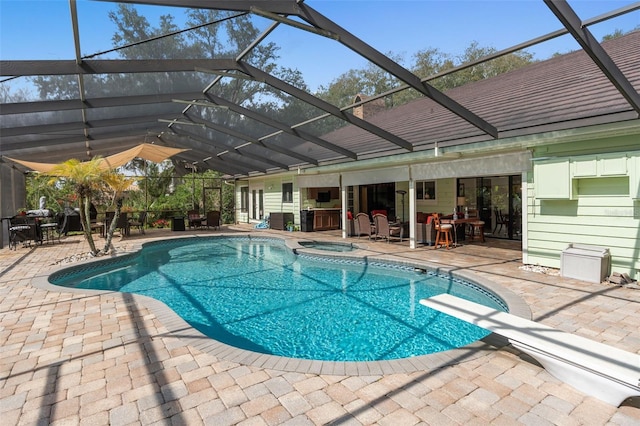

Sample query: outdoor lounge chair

[354,212,374,239]
[373,213,402,243]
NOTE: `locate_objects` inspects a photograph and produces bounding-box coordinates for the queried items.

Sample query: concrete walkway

[1,226,638,425]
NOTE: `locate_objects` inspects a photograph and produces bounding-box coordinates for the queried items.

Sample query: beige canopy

[6,143,189,173]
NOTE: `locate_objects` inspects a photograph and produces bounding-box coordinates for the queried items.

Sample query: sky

[1,0,639,94]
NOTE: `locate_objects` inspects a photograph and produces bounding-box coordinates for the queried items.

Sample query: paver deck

[1,225,638,425]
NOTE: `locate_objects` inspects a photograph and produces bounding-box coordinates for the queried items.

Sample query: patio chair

[104,212,130,237]
[187,209,203,229]
[493,207,509,235]
[8,215,35,250]
[354,212,374,239]
[373,214,402,243]
[115,212,130,237]
[205,210,221,230]
[432,213,452,250]
[129,211,147,234]
[39,217,60,244]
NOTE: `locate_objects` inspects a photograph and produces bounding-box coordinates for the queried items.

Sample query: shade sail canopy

[101,143,189,169]
[6,143,188,173]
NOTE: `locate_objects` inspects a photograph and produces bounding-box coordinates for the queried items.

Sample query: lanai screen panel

[1,1,639,177]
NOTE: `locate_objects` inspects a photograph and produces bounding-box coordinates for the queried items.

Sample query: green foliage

[316,41,536,118]
[601,30,624,42]
[26,173,73,212]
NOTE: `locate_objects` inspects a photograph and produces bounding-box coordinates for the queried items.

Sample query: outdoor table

[441,217,476,246]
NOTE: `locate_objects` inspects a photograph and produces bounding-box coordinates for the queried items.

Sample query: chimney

[353,94,386,120]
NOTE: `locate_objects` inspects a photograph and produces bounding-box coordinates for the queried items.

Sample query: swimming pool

[297,240,357,252]
[49,236,507,361]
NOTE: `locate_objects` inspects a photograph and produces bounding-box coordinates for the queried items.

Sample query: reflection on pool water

[297,240,356,252]
[50,237,507,361]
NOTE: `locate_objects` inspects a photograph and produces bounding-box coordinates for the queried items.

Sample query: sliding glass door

[458,175,521,240]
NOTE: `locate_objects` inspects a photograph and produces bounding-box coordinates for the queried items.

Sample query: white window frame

[416,180,437,203]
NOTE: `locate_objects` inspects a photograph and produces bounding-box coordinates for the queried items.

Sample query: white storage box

[561,244,610,283]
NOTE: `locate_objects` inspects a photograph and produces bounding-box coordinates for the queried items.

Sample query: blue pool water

[298,241,356,252]
[50,237,506,361]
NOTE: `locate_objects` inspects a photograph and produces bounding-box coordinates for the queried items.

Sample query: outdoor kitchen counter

[310,208,341,231]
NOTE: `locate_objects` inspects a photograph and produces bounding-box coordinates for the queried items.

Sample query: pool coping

[31,233,531,376]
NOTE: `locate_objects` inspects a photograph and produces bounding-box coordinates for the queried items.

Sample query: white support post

[409,179,416,249]
[341,183,347,239]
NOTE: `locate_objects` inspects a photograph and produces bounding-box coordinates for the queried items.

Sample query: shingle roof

[322,30,640,159]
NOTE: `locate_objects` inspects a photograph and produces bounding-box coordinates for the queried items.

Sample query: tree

[317,52,404,108]
[46,158,106,255]
[119,159,175,213]
[601,28,637,42]
[440,41,534,89]
[391,47,455,105]
[315,42,535,116]
[101,172,136,254]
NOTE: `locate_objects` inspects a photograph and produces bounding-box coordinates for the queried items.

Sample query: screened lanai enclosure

[1,1,639,237]
[3,1,639,172]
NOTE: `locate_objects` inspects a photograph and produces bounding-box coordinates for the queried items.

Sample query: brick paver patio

[1,226,638,425]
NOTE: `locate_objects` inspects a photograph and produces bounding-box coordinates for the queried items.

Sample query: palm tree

[101,172,136,254]
[47,158,106,255]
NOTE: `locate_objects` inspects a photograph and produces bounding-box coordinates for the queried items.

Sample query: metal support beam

[294,3,499,138]
[201,93,355,160]
[174,128,291,171]
[94,0,300,15]
[0,92,205,115]
[544,0,640,115]
[0,59,239,76]
[177,113,319,166]
[238,62,415,151]
[2,113,177,137]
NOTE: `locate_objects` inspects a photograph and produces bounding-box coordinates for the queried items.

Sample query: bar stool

[432,213,453,250]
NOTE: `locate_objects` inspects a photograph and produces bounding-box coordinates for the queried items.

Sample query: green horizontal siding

[527,164,640,279]
[263,179,299,224]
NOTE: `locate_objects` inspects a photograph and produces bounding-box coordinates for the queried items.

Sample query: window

[282,182,293,203]
[240,187,249,212]
[416,180,436,201]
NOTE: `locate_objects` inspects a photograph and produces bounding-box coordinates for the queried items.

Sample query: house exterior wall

[235,126,640,280]
[527,135,640,280]
[262,176,299,224]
